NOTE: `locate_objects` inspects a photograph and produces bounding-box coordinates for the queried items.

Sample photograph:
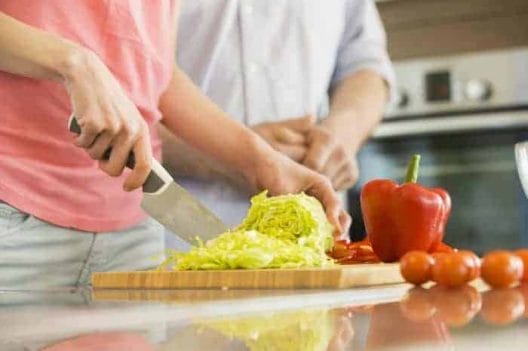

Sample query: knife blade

[68,116,228,243]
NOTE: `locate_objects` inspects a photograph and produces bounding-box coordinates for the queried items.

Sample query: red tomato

[430,285,482,327]
[399,287,437,322]
[400,251,434,285]
[457,250,481,281]
[431,252,473,287]
[481,251,524,289]
[480,289,525,325]
[330,240,381,264]
[329,240,351,259]
[514,249,528,282]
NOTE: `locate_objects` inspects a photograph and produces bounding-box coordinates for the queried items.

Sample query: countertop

[1,282,527,350]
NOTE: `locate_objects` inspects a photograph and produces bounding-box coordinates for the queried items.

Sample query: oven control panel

[385,48,528,119]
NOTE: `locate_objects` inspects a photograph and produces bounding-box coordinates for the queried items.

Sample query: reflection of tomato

[480,289,525,325]
[430,285,482,327]
[458,250,481,281]
[517,284,528,318]
[431,253,472,287]
[366,302,451,350]
[400,251,434,285]
[481,251,523,288]
[399,287,437,322]
[515,249,528,282]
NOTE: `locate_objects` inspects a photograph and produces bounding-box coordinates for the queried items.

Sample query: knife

[68,116,228,243]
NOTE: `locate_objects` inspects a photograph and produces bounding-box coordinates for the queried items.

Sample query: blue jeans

[0,202,165,289]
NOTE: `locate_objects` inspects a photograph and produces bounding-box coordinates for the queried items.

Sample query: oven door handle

[374,111,528,139]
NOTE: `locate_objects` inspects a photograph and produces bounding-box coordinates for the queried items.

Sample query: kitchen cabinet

[378,0,528,60]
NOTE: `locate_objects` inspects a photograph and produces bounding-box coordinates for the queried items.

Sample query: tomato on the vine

[481,250,523,288]
[400,251,434,285]
[457,250,481,282]
[431,252,474,287]
[514,249,528,282]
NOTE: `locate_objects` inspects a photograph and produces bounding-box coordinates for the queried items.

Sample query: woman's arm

[159,125,251,191]
[159,66,267,185]
[0,12,152,190]
[159,65,350,237]
[0,12,79,80]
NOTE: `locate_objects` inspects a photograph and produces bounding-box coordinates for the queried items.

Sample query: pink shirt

[0,0,178,232]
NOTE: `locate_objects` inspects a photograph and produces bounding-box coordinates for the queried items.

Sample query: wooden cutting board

[91,264,403,289]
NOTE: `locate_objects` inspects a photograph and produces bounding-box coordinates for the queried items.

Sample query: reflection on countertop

[1,283,528,350]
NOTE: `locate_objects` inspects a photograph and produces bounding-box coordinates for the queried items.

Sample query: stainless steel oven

[348,48,528,255]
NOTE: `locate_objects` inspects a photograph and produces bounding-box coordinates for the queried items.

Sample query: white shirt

[175,0,395,227]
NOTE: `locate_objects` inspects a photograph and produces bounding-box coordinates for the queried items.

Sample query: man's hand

[252,115,315,162]
[303,125,359,191]
[250,151,351,240]
[65,51,152,191]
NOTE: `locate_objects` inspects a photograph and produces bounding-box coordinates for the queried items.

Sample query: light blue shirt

[175,0,395,227]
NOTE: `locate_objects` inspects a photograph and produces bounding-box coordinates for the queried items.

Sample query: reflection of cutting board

[92,264,403,289]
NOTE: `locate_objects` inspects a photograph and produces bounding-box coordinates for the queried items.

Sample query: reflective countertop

[1,282,527,350]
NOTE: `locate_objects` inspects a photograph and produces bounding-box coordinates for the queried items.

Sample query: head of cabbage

[238,191,334,253]
[159,191,335,270]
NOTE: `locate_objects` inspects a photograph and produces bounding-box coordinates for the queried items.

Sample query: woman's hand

[0,13,152,191]
[64,50,152,191]
[250,151,351,240]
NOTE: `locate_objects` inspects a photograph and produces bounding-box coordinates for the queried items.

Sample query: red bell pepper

[360,155,451,262]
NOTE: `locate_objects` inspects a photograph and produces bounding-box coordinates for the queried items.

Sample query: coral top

[0,0,178,232]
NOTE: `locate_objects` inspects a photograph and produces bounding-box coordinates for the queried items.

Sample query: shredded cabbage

[159,191,335,270]
[196,309,335,351]
[238,191,334,253]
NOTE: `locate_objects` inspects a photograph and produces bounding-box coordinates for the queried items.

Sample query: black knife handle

[68,116,166,193]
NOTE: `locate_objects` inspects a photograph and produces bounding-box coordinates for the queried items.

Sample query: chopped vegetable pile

[159,191,335,270]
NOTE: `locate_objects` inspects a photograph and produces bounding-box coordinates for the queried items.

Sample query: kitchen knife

[68,116,228,243]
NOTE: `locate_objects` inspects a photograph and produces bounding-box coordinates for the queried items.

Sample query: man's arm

[302,0,394,190]
[325,69,387,155]
[303,69,388,190]
[160,68,387,192]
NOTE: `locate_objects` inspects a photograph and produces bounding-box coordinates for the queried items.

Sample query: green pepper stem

[405,154,421,183]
